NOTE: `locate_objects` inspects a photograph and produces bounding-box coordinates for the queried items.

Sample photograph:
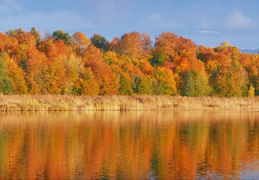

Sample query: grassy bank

[1,95,259,111]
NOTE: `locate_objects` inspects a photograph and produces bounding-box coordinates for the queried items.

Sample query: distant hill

[240,49,259,54]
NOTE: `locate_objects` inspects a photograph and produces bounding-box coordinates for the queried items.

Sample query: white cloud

[226,10,252,29]
[0,11,94,32]
[199,30,219,34]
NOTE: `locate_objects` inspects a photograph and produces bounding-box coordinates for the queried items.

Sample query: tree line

[0,28,258,97]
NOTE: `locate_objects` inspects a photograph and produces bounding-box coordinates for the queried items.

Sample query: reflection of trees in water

[0,111,258,179]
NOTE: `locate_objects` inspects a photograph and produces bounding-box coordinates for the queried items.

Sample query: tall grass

[0,94,259,111]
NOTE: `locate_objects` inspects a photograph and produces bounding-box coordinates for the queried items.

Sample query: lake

[0,111,258,179]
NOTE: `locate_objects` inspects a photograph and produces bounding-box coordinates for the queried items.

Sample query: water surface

[0,111,258,179]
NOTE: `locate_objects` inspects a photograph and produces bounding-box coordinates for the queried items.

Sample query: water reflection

[0,111,258,179]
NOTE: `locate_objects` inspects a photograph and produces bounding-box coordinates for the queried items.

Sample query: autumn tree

[38,38,68,94]
[72,32,91,56]
[110,31,152,59]
[0,29,258,97]
[140,61,155,75]
[0,33,19,54]
[248,84,255,98]
[84,45,119,95]
[103,51,120,65]
[141,33,153,57]
[211,68,248,97]
[152,32,198,67]
[197,45,215,63]
[208,43,248,97]
[26,47,48,94]
[5,28,23,38]
[7,30,37,73]
[131,74,152,94]
[151,32,180,65]
[45,55,67,94]
[72,69,100,95]
[4,55,28,94]
[62,54,85,94]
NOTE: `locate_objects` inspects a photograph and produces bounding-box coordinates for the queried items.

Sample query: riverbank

[0,95,259,111]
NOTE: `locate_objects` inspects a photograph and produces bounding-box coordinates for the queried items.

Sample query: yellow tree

[152,67,177,95]
[5,56,28,94]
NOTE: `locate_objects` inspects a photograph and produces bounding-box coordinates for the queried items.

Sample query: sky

[1,0,259,49]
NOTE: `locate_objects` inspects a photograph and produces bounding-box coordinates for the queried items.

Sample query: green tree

[192,70,211,96]
[52,30,71,45]
[183,70,211,96]
[5,28,23,38]
[30,27,41,46]
[91,34,109,52]
[131,74,152,94]
[0,58,13,94]
[183,70,195,96]
[119,73,133,95]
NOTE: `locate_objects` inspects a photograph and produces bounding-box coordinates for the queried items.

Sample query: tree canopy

[0,28,257,97]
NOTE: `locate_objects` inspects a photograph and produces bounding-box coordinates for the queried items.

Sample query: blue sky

[1,0,259,49]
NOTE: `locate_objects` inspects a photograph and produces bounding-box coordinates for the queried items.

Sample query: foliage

[5,56,27,94]
[0,57,13,94]
[110,31,152,59]
[30,27,41,46]
[52,30,70,45]
[0,29,258,97]
[248,84,255,98]
[183,70,211,96]
[72,32,91,56]
[91,33,109,52]
[152,67,177,95]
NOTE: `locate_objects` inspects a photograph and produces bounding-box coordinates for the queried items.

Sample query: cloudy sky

[1,0,259,49]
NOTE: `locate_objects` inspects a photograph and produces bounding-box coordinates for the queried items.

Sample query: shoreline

[1,95,259,111]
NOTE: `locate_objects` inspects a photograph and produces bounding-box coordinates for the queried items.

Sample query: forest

[0,28,258,97]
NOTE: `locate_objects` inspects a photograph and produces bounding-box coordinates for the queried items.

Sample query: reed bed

[1,94,259,111]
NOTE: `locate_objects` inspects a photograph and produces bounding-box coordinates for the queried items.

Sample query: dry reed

[1,94,259,111]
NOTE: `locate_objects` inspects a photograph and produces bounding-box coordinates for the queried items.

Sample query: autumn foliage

[0,28,258,96]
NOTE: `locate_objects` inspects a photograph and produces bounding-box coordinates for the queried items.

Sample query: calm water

[0,111,258,179]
